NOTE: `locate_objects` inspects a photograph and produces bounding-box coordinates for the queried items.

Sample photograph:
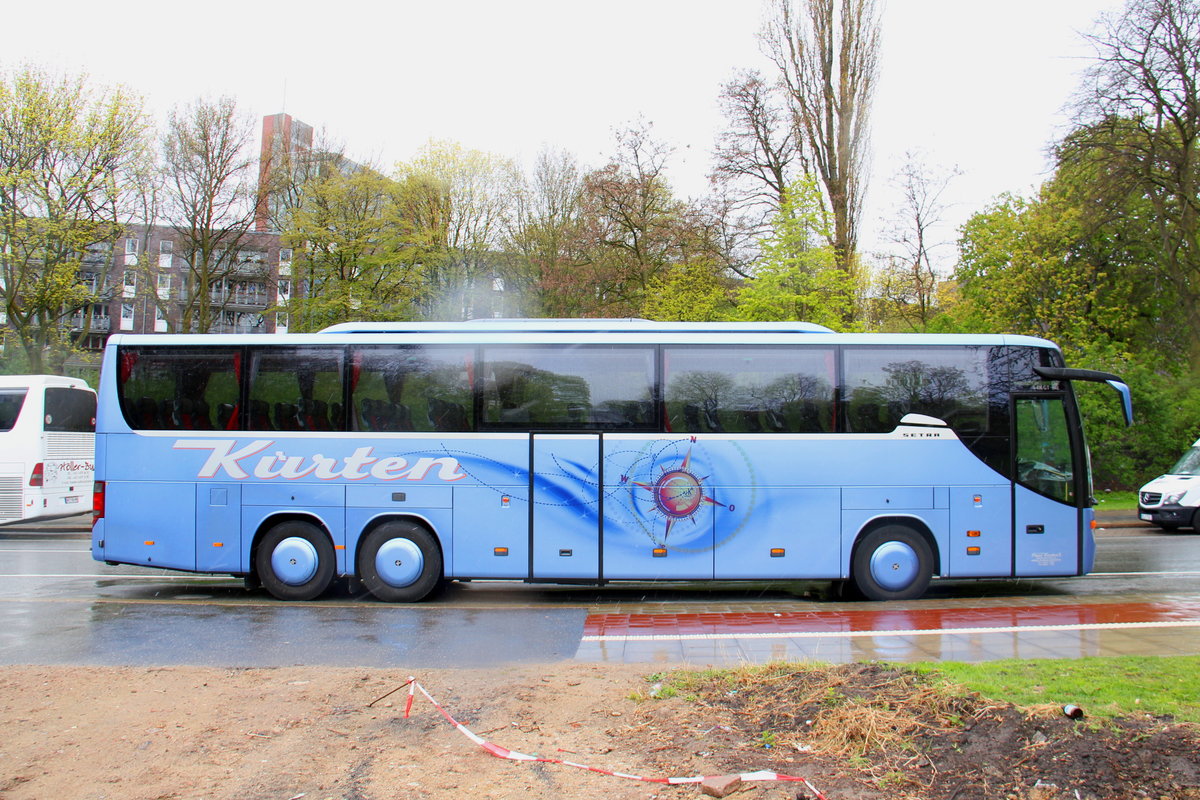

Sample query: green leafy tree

[395,140,518,320]
[732,178,856,329]
[283,168,428,331]
[0,66,149,372]
[641,260,734,321]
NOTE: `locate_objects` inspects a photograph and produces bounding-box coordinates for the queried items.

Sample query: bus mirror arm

[1033,367,1133,427]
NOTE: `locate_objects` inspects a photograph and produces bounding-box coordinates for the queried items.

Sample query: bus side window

[664,346,835,434]
[351,346,474,433]
[118,348,240,431]
[248,347,344,433]
[842,347,988,434]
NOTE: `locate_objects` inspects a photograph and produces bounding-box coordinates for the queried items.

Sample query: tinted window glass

[0,390,28,432]
[351,346,474,432]
[843,347,988,434]
[481,345,655,429]
[44,388,96,432]
[1015,396,1075,504]
[248,348,344,431]
[119,348,241,430]
[664,347,835,433]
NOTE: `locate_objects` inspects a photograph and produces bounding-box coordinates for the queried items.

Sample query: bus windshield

[1169,446,1200,476]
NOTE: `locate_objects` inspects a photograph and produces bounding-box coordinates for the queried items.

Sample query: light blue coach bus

[91,320,1131,602]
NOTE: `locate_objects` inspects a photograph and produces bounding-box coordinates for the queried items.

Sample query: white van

[1138,438,1200,531]
[0,375,96,524]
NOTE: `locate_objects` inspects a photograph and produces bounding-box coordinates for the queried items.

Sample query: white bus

[0,375,96,524]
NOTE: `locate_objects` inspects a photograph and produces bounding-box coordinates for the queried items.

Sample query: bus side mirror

[1106,380,1133,427]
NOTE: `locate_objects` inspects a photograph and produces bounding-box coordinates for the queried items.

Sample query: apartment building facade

[68,225,294,351]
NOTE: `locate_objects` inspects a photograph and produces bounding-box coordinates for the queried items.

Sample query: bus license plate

[64,496,79,504]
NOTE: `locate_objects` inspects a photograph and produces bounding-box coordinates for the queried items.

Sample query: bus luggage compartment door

[531,434,602,580]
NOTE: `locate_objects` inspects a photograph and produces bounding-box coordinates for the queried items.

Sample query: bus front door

[1012,394,1082,576]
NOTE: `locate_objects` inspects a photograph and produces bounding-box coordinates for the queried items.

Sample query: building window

[120,303,135,331]
[123,270,137,299]
[157,273,171,300]
[125,238,139,266]
[154,305,168,333]
[278,279,291,303]
[159,239,173,269]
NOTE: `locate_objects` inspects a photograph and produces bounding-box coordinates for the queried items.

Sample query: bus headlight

[1165,491,1187,505]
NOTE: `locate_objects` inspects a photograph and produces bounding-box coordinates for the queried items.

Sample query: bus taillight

[93,481,105,522]
[28,463,43,487]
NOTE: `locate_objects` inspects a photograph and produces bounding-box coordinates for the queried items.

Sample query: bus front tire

[357,521,443,603]
[851,525,933,601]
[256,521,336,601]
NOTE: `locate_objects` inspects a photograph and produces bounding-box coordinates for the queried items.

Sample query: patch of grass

[914,656,1200,723]
[1092,490,1139,510]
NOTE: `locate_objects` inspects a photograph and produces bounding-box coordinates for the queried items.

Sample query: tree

[506,147,584,316]
[732,177,856,328]
[0,67,149,373]
[395,140,519,320]
[283,168,427,331]
[160,97,258,333]
[548,122,705,317]
[641,260,734,321]
[873,153,959,331]
[1066,0,1200,354]
[709,69,802,276]
[760,0,880,300]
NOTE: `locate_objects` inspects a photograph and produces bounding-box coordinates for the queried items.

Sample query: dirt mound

[626,662,1200,799]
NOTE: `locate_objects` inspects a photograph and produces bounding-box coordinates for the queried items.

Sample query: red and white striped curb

[395,677,828,798]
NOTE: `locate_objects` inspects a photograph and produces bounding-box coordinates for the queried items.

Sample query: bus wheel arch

[252,515,337,602]
[850,519,938,601]
[356,517,444,603]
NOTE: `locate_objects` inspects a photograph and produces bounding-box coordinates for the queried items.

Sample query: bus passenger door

[1012,394,1081,576]
[531,434,601,580]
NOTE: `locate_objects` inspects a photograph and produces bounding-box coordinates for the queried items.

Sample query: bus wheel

[357,521,443,602]
[256,521,335,601]
[851,525,933,601]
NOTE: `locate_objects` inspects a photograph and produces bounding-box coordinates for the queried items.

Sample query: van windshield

[0,390,28,431]
[1169,447,1200,476]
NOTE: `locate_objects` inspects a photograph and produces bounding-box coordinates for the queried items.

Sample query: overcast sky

[7,0,1126,266]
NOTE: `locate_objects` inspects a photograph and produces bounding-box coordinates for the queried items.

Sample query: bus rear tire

[256,521,335,601]
[357,521,443,603]
[851,525,933,601]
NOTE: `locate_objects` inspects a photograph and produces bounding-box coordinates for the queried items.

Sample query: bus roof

[318,319,837,334]
[0,375,92,390]
[103,327,1061,352]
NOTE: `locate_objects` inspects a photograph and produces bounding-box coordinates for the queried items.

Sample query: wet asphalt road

[0,517,1197,668]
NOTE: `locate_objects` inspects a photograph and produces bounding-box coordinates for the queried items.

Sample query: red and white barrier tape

[396,676,828,798]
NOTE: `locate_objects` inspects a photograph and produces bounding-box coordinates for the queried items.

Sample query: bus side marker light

[1091,519,1098,530]
[494,547,509,557]
[28,463,43,487]
[559,549,572,557]
[652,547,668,557]
[212,542,224,547]
[966,546,981,556]
[144,541,155,546]
[501,496,511,508]
[334,544,345,550]
[770,548,786,557]
[967,530,981,538]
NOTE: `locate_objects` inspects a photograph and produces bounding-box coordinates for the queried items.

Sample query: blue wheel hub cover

[869,540,919,592]
[271,536,320,586]
[376,538,423,587]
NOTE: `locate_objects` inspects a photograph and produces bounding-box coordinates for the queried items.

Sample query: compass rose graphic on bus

[626,444,730,540]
